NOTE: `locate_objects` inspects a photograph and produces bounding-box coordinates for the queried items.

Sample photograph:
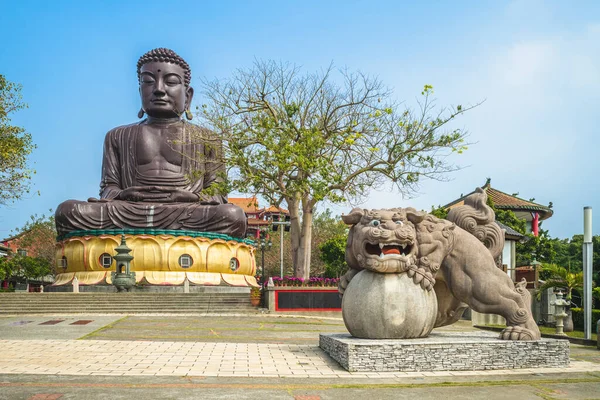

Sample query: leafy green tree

[0,254,52,284]
[515,228,560,267]
[310,209,347,276]
[0,256,15,281]
[551,235,600,273]
[319,235,347,278]
[430,205,448,219]
[536,263,584,306]
[0,213,56,285]
[259,209,348,278]
[11,213,56,271]
[593,287,600,308]
[15,254,52,281]
[485,195,559,266]
[0,75,35,206]
[200,61,475,278]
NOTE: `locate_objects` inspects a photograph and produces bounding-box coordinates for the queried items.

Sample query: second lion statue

[339,188,541,341]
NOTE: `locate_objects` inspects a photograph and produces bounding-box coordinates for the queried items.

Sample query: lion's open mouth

[365,242,412,258]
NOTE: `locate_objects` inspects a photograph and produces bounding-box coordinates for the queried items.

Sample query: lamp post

[257,229,272,309]
[259,228,272,286]
[583,207,593,340]
[531,257,541,289]
[551,290,569,336]
[271,213,291,278]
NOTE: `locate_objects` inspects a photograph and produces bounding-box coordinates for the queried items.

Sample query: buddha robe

[55,120,247,238]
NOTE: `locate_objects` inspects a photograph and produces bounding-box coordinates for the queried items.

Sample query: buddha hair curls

[137,48,191,87]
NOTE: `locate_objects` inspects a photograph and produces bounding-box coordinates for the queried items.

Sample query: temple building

[442,179,553,282]
[228,197,290,237]
[0,244,9,258]
[443,179,553,237]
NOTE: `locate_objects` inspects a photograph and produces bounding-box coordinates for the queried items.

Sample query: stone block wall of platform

[320,331,570,372]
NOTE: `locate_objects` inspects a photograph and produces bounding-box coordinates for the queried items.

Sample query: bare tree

[199,61,475,278]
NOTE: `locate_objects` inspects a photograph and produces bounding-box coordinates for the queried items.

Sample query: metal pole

[583,207,593,340]
[261,243,265,286]
[280,227,284,278]
[271,218,290,278]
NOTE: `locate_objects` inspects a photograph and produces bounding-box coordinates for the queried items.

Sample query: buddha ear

[185,86,194,110]
[185,86,194,120]
[137,86,145,118]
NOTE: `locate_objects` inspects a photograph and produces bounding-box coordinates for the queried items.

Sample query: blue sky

[1,0,599,239]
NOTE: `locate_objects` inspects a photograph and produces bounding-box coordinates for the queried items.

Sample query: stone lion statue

[339,188,541,341]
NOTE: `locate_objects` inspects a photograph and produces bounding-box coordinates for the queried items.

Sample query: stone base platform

[319,331,570,372]
[44,283,251,293]
[52,231,258,289]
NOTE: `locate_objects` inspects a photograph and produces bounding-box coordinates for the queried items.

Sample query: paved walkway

[0,314,599,400]
[0,338,599,379]
[2,372,599,400]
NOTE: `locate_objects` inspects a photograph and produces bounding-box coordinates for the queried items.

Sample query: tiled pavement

[0,339,599,378]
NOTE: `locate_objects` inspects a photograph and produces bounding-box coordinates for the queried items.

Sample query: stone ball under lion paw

[342,270,438,339]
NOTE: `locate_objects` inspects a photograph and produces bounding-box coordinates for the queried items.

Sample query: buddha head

[136,48,194,120]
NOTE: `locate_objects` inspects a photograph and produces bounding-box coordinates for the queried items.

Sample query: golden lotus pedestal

[51,230,258,291]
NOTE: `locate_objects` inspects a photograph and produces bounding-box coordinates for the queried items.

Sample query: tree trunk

[287,197,302,277]
[287,196,315,279]
[296,206,314,279]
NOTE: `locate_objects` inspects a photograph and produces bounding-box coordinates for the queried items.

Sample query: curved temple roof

[444,180,553,221]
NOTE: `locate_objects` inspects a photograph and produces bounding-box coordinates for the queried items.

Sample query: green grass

[77,315,129,340]
[538,325,598,341]
[480,324,598,341]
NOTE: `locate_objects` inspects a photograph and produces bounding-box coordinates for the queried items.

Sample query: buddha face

[139,62,193,118]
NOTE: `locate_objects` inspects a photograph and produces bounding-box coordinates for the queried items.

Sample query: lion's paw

[338,268,359,298]
[499,326,537,341]
[406,266,435,291]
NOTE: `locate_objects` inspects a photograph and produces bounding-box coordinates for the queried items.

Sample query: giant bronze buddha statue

[52,49,256,290]
[55,48,246,237]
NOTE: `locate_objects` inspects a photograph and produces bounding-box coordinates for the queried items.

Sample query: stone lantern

[111,234,136,292]
[551,290,569,336]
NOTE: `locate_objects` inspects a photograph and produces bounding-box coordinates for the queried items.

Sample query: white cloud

[358,20,600,238]
[500,41,556,87]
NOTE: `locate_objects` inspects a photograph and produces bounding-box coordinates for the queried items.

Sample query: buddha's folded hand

[116,186,172,202]
[162,189,199,203]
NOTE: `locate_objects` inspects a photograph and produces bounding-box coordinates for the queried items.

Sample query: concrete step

[0,300,254,304]
[0,311,259,314]
[0,305,257,309]
[0,307,253,310]
[0,292,258,314]
[0,310,257,313]
[0,303,255,306]
[22,294,253,296]
[0,294,251,297]
[0,299,249,307]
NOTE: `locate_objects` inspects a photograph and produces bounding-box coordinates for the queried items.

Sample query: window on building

[99,253,113,268]
[229,257,240,272]
[178,254,193,268]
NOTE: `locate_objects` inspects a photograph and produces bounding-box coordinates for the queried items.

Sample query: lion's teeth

[401,243,407,249]
[380,253,385,259]
[379,243,384,249]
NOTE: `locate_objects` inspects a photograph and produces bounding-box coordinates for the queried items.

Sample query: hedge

[571,308,600,333]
